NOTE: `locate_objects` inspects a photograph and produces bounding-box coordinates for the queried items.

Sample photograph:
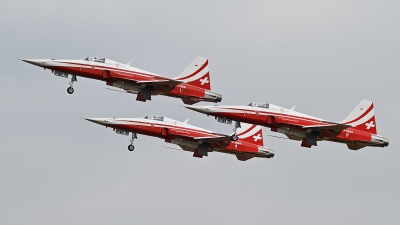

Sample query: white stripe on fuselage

[49,60,173,81]
[211,105,325,124]
[105,118,220,137]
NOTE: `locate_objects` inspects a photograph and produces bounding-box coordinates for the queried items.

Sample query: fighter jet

[85,116,274,161]
[21,56,222,104]
[185,100,389,150]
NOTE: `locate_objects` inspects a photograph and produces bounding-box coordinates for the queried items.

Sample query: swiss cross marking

[365,121,375,129]
[253,133,262,142]
[200,77,209,85]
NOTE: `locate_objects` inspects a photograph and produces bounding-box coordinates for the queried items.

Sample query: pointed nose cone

[184,105,212,114]
[85,118,111,126]
[21,59,49,67]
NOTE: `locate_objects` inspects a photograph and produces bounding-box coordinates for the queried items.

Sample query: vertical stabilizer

[236,123,264,146]
[341,100,377,134]
[174,56,211,90]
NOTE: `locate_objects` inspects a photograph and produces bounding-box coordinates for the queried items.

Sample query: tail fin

[236,123,264,146]
[174,56,211,90]
[341,100,377,134]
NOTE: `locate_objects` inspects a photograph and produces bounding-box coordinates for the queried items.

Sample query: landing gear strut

[231,121,241,141]
[67,75,77,94]
[128,132,137,151]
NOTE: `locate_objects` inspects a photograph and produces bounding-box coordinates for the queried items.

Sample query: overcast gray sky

[1,0,399,224]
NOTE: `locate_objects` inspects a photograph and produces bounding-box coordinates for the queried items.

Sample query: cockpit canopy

[248,102,269,108]
[143,115,164,121]
[84,57,106,63]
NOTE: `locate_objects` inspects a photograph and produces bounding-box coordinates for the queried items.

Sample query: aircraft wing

[110,71,183,87]
[302,123,351,131]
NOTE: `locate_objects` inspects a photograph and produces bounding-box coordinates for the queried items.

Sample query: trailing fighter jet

[185,100,389,150]
[21,56,222,104]
[85,116,274,161]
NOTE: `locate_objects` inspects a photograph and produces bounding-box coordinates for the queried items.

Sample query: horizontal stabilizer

[347,143,367,151]
[181,99,200,105]
[236,154,254,161]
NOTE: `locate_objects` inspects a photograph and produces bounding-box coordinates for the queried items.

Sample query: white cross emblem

[253,133,262,142]
[200,77,209,85]
[365,121,375,129]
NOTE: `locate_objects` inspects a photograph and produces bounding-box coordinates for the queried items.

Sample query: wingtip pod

[175,56,211,90]
[342,100,377,134]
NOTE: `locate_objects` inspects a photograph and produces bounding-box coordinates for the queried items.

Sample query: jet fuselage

[86,116,274,159]
[186,102,389,150]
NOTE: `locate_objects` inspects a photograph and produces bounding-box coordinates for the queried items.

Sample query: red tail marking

[353,116,377,134]
[239,129,264,146]
[184,72,211,90]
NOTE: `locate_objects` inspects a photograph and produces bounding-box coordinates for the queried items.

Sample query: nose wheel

[231,121,241,141]
[67,87,74,94]
[67,75,77,94]
[128,132,137,151]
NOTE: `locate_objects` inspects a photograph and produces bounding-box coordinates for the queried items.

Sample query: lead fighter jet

[85,116,274,161]
[22,56,222,104]
[185,100,389,150]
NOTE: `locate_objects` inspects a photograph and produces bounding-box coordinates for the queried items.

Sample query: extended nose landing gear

[231,121,241,141]
[128,132,137,151]
[67,75,77,94]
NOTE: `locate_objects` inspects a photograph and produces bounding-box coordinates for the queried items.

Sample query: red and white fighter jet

[85,116,274,161]
[22,56,221,104]
[185,100,389,150]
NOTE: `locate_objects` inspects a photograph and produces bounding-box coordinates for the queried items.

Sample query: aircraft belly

[110,124,163,138]
[51,66,104,80]
[277,127,307,138]
[214,112,265,125]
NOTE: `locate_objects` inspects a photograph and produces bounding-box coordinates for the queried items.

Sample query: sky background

[0,0,399,224]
